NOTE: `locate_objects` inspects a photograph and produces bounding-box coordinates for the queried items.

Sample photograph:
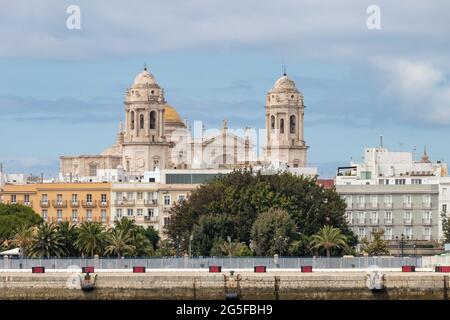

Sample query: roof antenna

[143,63,147,71]
[282,64,287,76]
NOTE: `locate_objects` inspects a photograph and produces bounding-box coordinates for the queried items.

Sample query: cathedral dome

[132,67,157,88]
[164,104,185,126]
[273,75,296,89]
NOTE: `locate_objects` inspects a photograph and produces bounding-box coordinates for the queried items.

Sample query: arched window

[130,111,135,130]
[290,115,296,134]
[140,114,144,129]
[150,111,156,129]
[280,118,285,134]
[270,115,275,130]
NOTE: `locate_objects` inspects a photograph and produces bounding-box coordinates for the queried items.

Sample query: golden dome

[164,104,184,126]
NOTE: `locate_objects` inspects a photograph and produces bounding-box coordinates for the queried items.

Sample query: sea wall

[0,271,449,300]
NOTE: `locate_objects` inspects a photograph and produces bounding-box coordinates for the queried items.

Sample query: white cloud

[374,59,450,125]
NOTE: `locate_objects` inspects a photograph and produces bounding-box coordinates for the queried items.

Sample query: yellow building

[0,183,111,224]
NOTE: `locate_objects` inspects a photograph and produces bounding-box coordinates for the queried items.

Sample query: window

[57,210,63,222]
[137,209,143,216]
[101,209,106,222]
[358,228,366,239]
[412,179,422,185]
[71,209,78,222]
[178,194,186,202]
[10,195,16,203]
[42,210,48,220]
[404,227,412,239]
[127,209,134,217]
[116,192,123,200]
[424,227,431,240]
[404,211,412,223]
[385,211,392,223]
[423,194,431,206]
[127,192,134,200]
[443,204,447,213]
[89,164,98,177]
[289,115,296,134]
[360,171,372,180]
[150,111,156,129]
[164,217,170,227]
[358,212,365,224]
[164,195,171,206]
[371,212,378,223]
[86,194,93,203]
[404,195,412,205]
[370,195,378,207]
[41,194,48,204]
[101,194,107,203]
[86,209,92,221]
[395,179,406,185]
[140,114,144,129]
[423,211,432,223]
[384,195,392,205]
[56,194,63,203]
[280,118,284,134]
[116,209,122,219]
[148,209,154,217]
[72,194,78,203]
[343,195,352,208]
[346,212,353,224]
[270,115,275,130]
[130,111,135,130]
[137,192,143,200]
[384,227,392,240]
[24,194,30,204]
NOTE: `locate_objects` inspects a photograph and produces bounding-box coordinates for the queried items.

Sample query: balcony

[422,235,432,241]
[369,219,379,225]
[422,218,432,225]
[384,218,393,225]
[355,219,366,225]
[422,202,432,209]
[52,200,68,208]
[18,200,33,207]
[383,203,393,209]
[403,219,413,225]
[40,201,50,208]
[114,200,135,207]
[403,203,413,209]
[355,203,366,209]
[70,200,80,208]
[144,216,158,223]
[82,200,97,208]
[368,203,379,209]
[144,199,158,207]
[99,200,109,208]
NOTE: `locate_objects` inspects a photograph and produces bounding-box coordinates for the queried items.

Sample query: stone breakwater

[0,271,449,300]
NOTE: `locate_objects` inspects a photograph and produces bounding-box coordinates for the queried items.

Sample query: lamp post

[189,234,193,259]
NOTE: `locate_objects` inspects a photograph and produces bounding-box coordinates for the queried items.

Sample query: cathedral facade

[60,67,309,180]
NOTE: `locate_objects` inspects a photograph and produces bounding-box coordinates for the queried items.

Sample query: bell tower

[264,72,308,168]
[122,67,170,176]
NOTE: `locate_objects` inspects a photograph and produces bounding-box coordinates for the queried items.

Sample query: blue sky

[0,0,449,178]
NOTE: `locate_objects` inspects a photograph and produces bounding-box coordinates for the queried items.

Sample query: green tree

[361,229,390,256]
[141,226,160,249]
[167,169,356,256]
[28,223,66,257]
[57,222,79,257]
[0,203,41,240]
[75,221,106,257]
[441,212,450,244]
[132,226,154,256]
[251,208,297,256]
[219,239,247,257]
[104,229,135,258]
[309,225,348,257]
[11,224,34,257]
[155,239,176,257]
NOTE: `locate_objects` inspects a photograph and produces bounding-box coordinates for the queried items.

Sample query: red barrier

[133,266,146,273]
[254,266,266,273]
[209,266,222,273]
[301,266,313,273]
[402,265,415,272]
[82,266,94,273]
[435,266,450,272]
[32,266,45,273]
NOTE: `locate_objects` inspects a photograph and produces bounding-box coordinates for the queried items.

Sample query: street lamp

[189,234,193,258]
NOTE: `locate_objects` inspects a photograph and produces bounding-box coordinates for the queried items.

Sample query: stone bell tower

[122,67,170,176]
[264,72,308,167]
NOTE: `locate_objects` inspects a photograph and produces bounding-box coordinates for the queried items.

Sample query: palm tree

[75,221,106,257]
[309,225,348,257]
[57,222,79,257]
[114,216,137,235]
[11,224,34,257]
[132,229,154,256]
[220,240,246,257]
[104,229,135,258]
[28,223,66,258]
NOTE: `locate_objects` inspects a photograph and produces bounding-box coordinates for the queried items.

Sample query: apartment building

[0,183,111,224]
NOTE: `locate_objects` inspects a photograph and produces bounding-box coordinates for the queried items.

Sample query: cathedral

[59,67,309,180]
